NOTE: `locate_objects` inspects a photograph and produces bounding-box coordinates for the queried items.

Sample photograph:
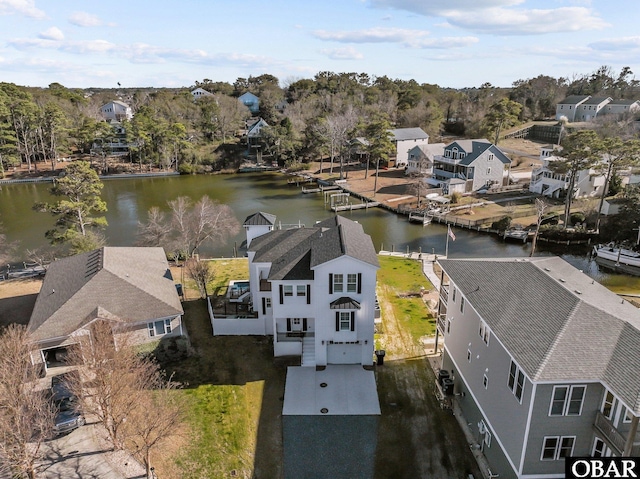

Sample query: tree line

[1,66,639,176]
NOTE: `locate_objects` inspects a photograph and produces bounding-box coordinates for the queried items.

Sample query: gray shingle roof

[582,97,612,105]
[444,139,511,166]
[389,127,429,141]
[249,215,379,281]
[28,247,183,342]
[558,95,591,105]
[243,212,276,226]
[438,257,640,413]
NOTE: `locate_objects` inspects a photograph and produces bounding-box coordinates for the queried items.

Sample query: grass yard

[377,256,435,345]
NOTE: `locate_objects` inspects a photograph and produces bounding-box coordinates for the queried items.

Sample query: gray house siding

[441,284,532,477]
[522,382,602,477]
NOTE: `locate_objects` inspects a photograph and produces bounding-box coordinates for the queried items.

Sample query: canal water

[0,172,636,287]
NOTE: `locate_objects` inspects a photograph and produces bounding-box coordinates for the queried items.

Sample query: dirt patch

[0,278,42,327]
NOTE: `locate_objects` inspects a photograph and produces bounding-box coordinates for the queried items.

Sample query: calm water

[0,172,636,287]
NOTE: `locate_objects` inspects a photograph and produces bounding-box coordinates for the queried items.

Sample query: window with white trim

[467,349,472,363]
[265,298,272,308]
[602,390,617,420]
[446,318,451,334]
[479,319,490,345]
[508,360,525,402]
[333,274,344,292]
[296,285,306,296]
[460,296,465,313]
[487,167,492,175]
[549,385,586,416]
[148,318,172,337]
[347,274,358,293]
[624,408,633,423]
[452,287,457,302]
[488,154,494,161]
[541,436,575,461]
[483,374,488,389]
[284,285,293,296]
[339,312,351,331]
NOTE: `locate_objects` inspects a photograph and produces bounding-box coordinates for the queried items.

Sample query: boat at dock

[593,243,640,268]
[503,226,531,243]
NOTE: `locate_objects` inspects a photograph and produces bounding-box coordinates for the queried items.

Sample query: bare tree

[66,321,184,478]
[125,379,183,479]
[530,198,549,257]
[185,258,215,298]
[0,325,55,479]
[138,195,240,259]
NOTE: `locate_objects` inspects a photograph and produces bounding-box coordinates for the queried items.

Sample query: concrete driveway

[38,422,145,479]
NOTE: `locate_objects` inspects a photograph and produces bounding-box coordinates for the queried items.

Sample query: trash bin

[375,350,386,366]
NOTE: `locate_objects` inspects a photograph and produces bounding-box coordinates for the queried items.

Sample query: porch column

[623,415,639,456]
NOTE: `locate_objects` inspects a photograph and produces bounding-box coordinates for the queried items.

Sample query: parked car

[50,372,85,436]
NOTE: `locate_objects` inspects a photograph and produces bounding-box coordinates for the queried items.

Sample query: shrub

[491,216,512,230]
[450,191,462,204]
[178,163,196,175]
[570,212,586,225]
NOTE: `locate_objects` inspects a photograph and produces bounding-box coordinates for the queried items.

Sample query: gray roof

[608,99,640,106]
[409,143,445,158]
[243,212,276,226]
[438,257,640,413]
[28,247,183,342]
[389,127,429,141]
[582,96,612,105]
[558,95,591,105]
[249,215,379,281]
[444,139,511,166]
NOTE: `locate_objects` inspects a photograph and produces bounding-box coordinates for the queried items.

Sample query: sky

[0,0,638,90]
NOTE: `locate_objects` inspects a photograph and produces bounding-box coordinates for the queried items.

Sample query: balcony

[594,411,640,456]
[440,285,449,305]
[436,313,446,334]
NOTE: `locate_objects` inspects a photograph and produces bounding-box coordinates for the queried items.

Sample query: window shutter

[307,285,311,304]
[279,285,283,304]
[262,298,266,315]
[350,311,355,331]
[329,274,333,294]
[303,318,307,331]
[335,312,339,331]
[357,273,362,294]
[286,318,291,331]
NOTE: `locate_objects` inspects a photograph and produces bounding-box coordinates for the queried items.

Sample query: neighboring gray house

[389,127,429,167]
[600,99,640,118]
[238,91,260,114]
[28,247,184,373]
[555,95,590,121]
[575,97,612,122]
[100,100,133,122]
[431,139,511,194]
[405,143,445,176]
[435,257,640,479]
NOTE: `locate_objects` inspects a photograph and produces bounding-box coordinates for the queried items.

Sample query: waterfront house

[575,97,613,122]
[100,100,133,122]
[529,145,606,199]
[434,257,640,479]
[238,92,260,114]
[431,139,511,194]
[405,143,445,176]
[389,127,429,168]
[555,95,591,122]
[28,247,183,373]
[191,87,213,100]
[215,213,380,367]
[600,99,640,118]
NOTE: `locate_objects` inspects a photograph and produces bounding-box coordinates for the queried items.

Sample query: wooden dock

[408,212,432,226]
[331,201,380,212]
[302,185,340,194]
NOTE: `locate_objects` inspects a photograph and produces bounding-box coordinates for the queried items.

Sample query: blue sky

[1,0,638,89]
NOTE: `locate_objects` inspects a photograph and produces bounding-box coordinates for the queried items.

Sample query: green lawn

[377,256,436,343]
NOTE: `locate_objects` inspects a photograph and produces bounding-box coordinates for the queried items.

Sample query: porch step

[302,337,316,367]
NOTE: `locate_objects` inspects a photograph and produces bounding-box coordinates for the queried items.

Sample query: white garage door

[327,344,361,364]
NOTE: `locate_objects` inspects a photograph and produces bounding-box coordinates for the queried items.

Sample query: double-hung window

[541,436,575,461]
[283,285,293,297]
[549,385,586,416]
[296,285,306,296]
[479,319,490,345]
[508,360,525,402]
[333,274,344,293]
[335,311,354,332]
[346,274,358,293]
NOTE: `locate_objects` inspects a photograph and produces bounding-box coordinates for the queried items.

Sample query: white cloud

[69,11,103,27]
[320,47,364,60]
[369,0,607,36]
[38,27,64,41]
[0,0,45,19]
[412,36,478,49]
[314,27,430,44]
[589,36,640,52]
[446,6,608,35]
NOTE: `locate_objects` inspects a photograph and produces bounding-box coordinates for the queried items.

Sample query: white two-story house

[389,127,430,168]
[435,257,640,479]
[431,139,511,194]
[100,100,133,122]
[245,213,379,367]
[529,145,606,198]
